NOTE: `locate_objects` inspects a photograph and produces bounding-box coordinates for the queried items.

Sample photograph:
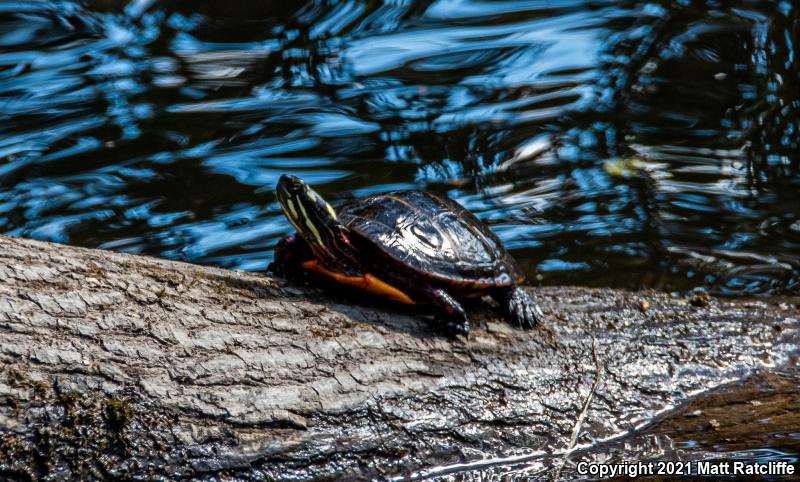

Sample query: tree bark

[0,234,797,480]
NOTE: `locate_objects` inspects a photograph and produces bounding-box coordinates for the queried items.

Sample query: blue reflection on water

[0,0,798,298]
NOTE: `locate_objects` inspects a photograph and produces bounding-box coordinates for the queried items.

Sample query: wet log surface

[448,370,800,480]
[0,234,798,480]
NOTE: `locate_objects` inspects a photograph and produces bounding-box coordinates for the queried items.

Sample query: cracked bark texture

[0,234,797,480]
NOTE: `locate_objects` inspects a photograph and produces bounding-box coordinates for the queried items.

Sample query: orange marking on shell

[301,260,416,305]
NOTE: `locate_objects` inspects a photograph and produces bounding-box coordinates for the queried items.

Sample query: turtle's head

[276,174,355,269]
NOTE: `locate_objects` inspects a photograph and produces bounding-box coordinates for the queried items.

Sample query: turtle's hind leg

[494,287,542,328]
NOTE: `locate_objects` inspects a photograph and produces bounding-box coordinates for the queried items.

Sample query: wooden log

[0,234,797,480]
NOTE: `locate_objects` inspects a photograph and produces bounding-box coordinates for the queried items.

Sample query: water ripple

[0,0,797,296]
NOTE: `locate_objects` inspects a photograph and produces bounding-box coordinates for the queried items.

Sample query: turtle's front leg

[420,286,470,336]
[366,267,470,336]
[268,234,313,280]
[493,287,542,328]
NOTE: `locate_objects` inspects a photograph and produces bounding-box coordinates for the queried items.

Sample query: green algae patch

[0,371,183,481]
[105,399,133,429]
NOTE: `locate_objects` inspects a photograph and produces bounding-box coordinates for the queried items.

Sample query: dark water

[0,0,798,476]
[1,0,799,297]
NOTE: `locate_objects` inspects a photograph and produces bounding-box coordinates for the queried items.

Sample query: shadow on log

[0,235,797,480]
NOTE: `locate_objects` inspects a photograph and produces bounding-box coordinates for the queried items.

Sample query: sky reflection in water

[0,0,798,297]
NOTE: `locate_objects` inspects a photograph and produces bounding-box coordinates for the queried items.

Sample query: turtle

[269,174,542,335]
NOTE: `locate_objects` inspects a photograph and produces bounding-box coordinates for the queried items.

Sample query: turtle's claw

[446,319,470,336]
[505,287,542,329]
[429,316,469,337]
